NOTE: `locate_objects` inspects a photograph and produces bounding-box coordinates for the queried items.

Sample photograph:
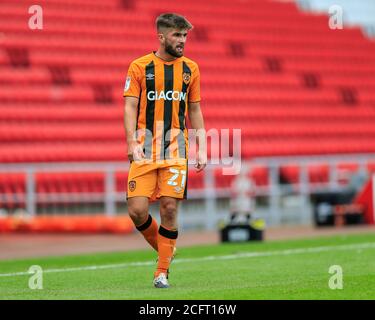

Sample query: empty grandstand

[0,0,374,231]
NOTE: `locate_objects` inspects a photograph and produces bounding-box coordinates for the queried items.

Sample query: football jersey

[123,52,200,161]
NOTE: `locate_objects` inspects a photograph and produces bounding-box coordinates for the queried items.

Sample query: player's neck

[154,49,179,62]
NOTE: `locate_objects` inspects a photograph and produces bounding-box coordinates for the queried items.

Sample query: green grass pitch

[1,232,375,299]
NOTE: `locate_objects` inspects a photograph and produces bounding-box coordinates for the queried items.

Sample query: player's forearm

[196,128,207,153]
[124,103,138,145]
[189,109,206,152]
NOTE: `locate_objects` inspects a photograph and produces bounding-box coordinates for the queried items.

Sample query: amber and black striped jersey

[123,51,200,161]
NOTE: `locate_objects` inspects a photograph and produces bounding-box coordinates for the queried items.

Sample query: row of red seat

[1,19,368,47]
[2,122,375,142]
[1,140,375,162]
[1,85,367,103]
[241,141,375,157]
[3,43,374,66]
[3,105,375,124]
[3,49,374,75]
[0,1,328,26]
[3,65,375,90]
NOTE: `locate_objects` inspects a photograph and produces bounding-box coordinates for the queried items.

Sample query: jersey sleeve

[123,62,142,98]
[188,64,201,103]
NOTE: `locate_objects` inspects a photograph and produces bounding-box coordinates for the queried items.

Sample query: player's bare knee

[127,200,148,225]
[161,199,177,213]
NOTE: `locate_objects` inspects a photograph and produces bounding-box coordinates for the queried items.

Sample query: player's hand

[128,141,145,162]
[195,150,207,172]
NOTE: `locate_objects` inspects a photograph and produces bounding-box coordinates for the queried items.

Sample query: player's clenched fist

[195,150,207,172]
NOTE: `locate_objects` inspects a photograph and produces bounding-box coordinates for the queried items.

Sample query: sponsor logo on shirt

[147,90,187,101]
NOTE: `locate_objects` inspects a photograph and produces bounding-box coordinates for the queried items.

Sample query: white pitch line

[0,242,374,278]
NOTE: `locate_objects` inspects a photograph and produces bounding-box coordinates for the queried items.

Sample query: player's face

[162,28,188,57]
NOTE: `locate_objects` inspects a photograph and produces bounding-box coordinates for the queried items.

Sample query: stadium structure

[0,0,375,233]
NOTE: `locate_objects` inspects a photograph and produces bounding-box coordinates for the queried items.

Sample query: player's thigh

[158,160,187,199]
[127,162,158,199]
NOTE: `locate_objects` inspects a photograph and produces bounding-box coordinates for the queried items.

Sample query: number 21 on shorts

[167,169,186,188]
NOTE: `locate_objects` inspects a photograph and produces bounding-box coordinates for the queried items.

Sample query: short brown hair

[156,13,193,32]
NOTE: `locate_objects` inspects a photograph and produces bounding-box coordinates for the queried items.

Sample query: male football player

[123,13,207,288]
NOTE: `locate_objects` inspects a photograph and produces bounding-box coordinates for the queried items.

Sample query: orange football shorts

[127,158,188,201]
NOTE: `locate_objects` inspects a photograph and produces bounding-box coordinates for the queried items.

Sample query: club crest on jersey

[124,76,131,92]
[128,180,136,192]
[183,72,191,85]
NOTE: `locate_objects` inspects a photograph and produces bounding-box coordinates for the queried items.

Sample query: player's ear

[157,32,164,43]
